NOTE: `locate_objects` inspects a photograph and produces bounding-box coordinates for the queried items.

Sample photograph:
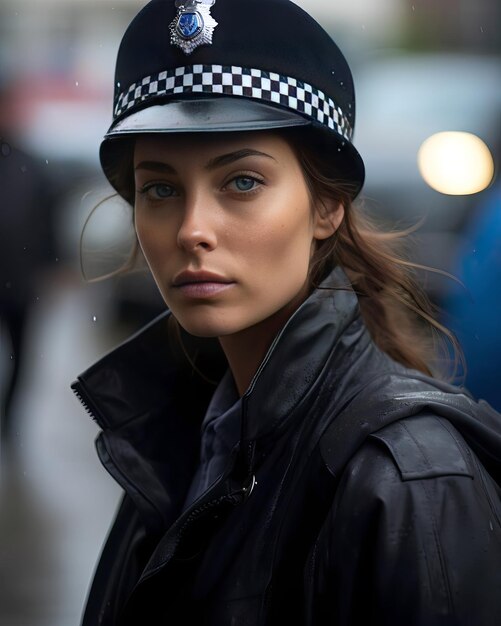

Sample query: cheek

[240,194,314,288]
[134,235,168,298]
[134,222,156,266]
[134,213,173,267]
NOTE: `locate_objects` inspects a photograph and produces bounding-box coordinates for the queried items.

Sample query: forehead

[133,131,296,164]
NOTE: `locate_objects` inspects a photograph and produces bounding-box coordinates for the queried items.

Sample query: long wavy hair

[94,129,459,378]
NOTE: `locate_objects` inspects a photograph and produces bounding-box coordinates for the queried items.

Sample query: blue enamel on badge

[170,0,218,55]
[177,12,203,39]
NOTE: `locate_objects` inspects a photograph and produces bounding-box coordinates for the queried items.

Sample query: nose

[176,191,218,253]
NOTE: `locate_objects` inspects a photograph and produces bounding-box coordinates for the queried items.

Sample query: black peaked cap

[103,0,364,196]
[113,0,355,126]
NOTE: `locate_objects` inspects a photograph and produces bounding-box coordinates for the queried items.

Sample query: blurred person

[442,181,501,411]
[0,77,57,457]
[73,1,501,625]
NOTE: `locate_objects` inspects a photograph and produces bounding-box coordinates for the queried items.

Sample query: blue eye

[139,183,177,199]
[235,177,255,191]
[151,184,176,198]
[235,176,256,191]
[230,176,261,192]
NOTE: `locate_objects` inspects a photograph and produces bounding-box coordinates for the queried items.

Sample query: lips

[172,270,234,287]
[172,270,236,299]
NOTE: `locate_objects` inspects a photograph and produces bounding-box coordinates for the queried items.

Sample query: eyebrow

[206,148,276,170]
[134,148,276,174]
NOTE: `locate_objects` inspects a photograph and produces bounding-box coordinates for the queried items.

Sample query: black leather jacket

[73,268,501,625]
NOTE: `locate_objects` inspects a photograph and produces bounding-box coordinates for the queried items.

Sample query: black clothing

[0,307,28,440]
[73,268,501,625]
[0,143,56,309]
[182,369,241,512]
[0,142,56,443]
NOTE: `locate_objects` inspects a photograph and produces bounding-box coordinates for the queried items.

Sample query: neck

[218,286,309,396]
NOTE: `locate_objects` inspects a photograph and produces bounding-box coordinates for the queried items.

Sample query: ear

[312,199,344,240]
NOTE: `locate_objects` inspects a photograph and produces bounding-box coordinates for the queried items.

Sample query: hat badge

[170,0,218,55]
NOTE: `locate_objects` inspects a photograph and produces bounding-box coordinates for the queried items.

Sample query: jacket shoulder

[369,415,474,481]
[310,415,501,626]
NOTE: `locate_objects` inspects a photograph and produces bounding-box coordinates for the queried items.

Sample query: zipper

[71,379,110,429]
[138,470,256,584]
[168,471,256,553]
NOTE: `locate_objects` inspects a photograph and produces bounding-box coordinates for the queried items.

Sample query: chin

[178,324,223,339]
[173,312,242,339]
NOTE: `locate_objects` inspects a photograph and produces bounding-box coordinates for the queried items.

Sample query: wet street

[0,283,123,626]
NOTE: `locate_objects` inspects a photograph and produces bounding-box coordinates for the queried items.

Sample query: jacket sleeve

[82,494,152,626]
[307,416,501,626]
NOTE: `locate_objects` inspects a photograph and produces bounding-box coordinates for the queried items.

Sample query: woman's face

[134,132,338,338]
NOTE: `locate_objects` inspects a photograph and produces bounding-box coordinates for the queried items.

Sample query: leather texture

[370,415,473,480]
[73,267,501,625]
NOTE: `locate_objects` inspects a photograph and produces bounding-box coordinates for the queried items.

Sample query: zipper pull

[239,474,257,501]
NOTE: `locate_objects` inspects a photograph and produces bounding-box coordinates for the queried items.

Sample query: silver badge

[169,0,218,55]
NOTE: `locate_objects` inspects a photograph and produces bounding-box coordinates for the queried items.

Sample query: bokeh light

[418,131,494,195]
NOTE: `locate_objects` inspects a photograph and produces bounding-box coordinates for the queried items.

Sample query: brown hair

[289,129,458,377]
[99,131,459,378]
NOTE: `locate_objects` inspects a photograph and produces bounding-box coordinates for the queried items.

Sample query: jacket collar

[72,267,366,444]
[72,266,501,548]
[241,267,366,440]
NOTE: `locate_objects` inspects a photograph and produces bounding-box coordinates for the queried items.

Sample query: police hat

[101,0,365,197]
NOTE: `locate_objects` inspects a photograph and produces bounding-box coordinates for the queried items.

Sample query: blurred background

[0,1,500,624]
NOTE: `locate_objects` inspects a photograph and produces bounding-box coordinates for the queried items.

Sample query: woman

[73,1,501,624]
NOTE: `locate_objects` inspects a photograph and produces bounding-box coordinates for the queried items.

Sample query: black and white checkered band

[114,65,353,141]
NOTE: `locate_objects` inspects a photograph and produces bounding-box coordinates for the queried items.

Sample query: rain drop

[45,159,49,165]
[1,141,11,157]
[75,81,79,87]
[92,315,98,322]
